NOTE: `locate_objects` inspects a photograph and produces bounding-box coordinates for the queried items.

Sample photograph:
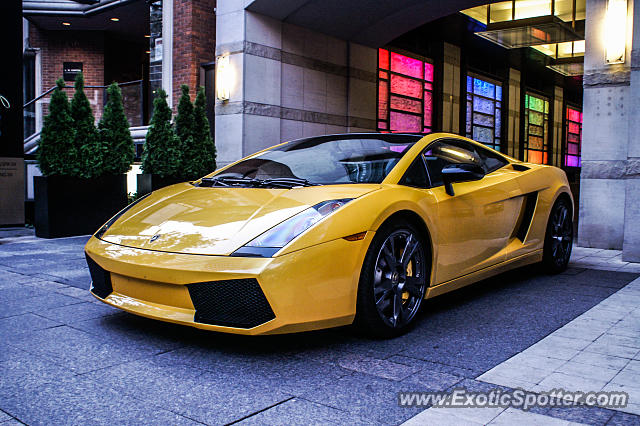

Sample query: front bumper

[84,234,372,335]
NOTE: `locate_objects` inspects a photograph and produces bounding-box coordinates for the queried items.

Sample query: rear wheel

[542,197,573,273]
[354,221,429,338]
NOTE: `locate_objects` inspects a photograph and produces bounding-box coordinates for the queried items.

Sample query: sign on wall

[63,62,83,82]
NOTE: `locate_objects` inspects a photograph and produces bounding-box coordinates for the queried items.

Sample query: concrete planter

[34,175,128,238]
[136,174,184,196]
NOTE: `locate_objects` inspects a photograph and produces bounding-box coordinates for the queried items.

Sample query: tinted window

[214,134,421,185]
[400,158,429,188]
[423,140,480,187]
[423,139,507,187]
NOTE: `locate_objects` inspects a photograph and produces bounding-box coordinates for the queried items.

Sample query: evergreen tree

[184,86,216,178]
[99,83,135,175]
[141,89,182,178]
[70,72,102,178]
[37,79,77,176]
[175,85,195,143]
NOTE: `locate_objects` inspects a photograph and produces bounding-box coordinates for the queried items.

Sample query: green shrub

[175,85,195,144]
[71,72,103,178]
[141,89,182,178]
[188,86,216,178]
[37,79,77,176]
[99,83,135,175]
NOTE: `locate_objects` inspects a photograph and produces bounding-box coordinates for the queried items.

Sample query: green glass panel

[529,110,544,126]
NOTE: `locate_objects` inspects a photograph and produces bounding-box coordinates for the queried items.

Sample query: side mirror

[441,163,485,196]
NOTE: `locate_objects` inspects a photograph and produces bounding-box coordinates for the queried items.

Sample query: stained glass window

[565,106,582,167]
[377,49,434,134]
[465,75,502,151]
[524,93,550,164]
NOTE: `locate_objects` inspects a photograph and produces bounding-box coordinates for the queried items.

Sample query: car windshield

[210,134,421,185]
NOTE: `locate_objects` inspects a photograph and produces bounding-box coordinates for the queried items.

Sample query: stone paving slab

[1,228,640,425]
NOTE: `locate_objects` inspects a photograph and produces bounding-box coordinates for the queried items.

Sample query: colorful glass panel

[564,106,582,168]
[377,49,433,134]
[465,75,502,150]
[524,93,550,164]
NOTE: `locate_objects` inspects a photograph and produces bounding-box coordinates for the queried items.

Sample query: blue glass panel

[467,76,473,93]
[473,113,494,127]
[474,78,495,98]
[466,101,472,134]
[494,141,501,151]
[495,108,501,137]
[496,85,502,101]
[473,97,495,115]
[473,126,493,144]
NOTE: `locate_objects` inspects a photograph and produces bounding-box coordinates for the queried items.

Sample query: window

[423,139,507,188]
[377,49,434,134]
[400,158,429,188]
[465,75,502,151]
[214,134,422,185]
[565,106,582,167]
[524,93,550,164]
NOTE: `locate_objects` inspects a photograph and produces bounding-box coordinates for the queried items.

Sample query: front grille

[187,279,275,328]
[85,254,113,299]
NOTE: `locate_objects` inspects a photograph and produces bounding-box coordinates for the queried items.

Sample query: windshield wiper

[199,176,318,188]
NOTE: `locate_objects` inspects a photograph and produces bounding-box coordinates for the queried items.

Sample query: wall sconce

[604,0,627,64]
[216,54,231,101]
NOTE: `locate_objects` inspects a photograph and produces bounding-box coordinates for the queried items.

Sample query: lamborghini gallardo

[85,133,574,337]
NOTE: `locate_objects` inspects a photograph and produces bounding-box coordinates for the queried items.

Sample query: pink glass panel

[567,133,580,143]
[424,63,434,82]
[379,49,389,69]
[567,143,578,154]
[567,107,582,122]
[390,52,422,79]
[378,81,388,120]
[390,75,422,98]
[390,111,421,132]
[568,122,580,134]
[565,155,581,167]
[378,121,387,129]
[424,82,432,91]
[424,91,433,126]
[390,96,422,114]
[379,71,388,79]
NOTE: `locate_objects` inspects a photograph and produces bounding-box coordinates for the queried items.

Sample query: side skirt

[425,249,543,299]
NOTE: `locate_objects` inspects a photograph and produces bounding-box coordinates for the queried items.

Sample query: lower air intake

[85,254,113,299]
[187,279,275,328]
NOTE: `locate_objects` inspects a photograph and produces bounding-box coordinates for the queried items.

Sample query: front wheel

[354,221,429,338]
[542,197,573,273]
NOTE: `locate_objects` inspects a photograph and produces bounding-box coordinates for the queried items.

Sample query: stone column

[578,0,633,250]
[552,86,564,167]
[622,0,640,261]
[506,68,521,159]
[441,43,461,134]
[214,2,377,167]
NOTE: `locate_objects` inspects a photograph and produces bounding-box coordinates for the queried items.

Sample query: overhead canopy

[246,0,499,47]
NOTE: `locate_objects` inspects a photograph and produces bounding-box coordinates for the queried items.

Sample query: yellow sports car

[85,133,573,337]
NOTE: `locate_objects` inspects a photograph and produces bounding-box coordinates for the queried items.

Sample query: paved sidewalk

[1,228,640,425]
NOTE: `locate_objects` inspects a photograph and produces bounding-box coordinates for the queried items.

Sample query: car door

[424,139,523,285]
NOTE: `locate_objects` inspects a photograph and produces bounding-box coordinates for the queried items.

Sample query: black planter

[34,175,128,238]
[136,174,184,196]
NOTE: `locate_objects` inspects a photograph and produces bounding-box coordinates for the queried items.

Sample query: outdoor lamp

[605,0,627,64]
[216,54,231,101]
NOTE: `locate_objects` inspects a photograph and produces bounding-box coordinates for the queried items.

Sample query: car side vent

[85,254,113,299]
[515,192,538,242]
[512,164,530,172]
[187,279,275,328]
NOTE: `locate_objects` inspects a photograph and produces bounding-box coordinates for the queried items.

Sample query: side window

[399,158,429,188]
[474,144,508,173]
[422,140,480,188]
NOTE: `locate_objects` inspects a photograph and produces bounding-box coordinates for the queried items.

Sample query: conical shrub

[71,72,102,178]
[37,79,77,176]
[99,82,135,175]
[141,89,182,178]
[184,86,216,178]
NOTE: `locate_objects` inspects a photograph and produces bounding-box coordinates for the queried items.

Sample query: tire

[542,197,573,274]
[354,220,430,338]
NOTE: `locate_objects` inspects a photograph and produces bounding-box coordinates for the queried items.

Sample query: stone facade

[579,0,640,261]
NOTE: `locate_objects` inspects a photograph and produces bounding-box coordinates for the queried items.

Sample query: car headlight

[95,193,150,239]
[232,199,352,257]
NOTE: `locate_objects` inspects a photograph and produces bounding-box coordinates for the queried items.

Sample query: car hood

[100,183,380,255]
